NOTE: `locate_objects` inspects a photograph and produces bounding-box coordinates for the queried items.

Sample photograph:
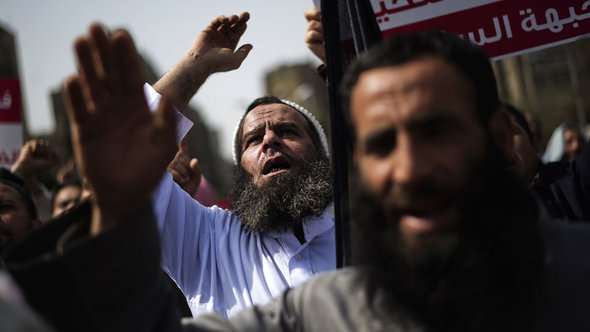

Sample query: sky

[1,0,322,160]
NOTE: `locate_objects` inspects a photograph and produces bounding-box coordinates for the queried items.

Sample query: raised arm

[153,12,252,110]
[64,23,177,233]
[11,139,59,194]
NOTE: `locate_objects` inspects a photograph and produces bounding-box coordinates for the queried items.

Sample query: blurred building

[0,25,19,78]
[264,62,331,147]
[493,38,590,146]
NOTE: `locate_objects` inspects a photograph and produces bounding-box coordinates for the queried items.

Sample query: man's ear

[489,106,516,162]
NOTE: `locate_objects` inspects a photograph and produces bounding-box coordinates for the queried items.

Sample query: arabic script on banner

[371,0,590,59]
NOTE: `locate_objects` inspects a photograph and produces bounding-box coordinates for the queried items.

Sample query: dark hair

[340,30,500,144]
[562,121,584,135]
[51,180,82,212]
[234,96,325,164]
[503,103,534,144]
[0,169,38,220]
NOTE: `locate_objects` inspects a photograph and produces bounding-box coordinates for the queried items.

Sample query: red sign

[373,0,590,59]
[0,79,23,123]
[0,147,20,165]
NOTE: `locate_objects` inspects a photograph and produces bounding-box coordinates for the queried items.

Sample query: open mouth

[396,198,457,234]
[399,201,457,235]
[262,156,292,175]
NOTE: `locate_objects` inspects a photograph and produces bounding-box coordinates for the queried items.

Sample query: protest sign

[0,79,23,167]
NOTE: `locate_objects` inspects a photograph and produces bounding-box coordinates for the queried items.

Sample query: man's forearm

[153,55,212,111]
[153,12,252,111]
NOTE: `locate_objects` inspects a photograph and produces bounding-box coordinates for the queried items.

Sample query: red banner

[0,79,23,123]
[374,0,590,59]
[0,147,20,165]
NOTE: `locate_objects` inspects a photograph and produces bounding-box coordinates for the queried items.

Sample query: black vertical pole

[321,0,383,267]
[346,0,383,54]
[321,0,351,267]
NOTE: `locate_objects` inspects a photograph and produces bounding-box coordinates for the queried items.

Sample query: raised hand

[11,139,59,181]
[64,24,177,233]
[304,7,326,64]
[55,158,78,184]
[153,12,253,110]
[189,12,253,74]
[168,139,202,196]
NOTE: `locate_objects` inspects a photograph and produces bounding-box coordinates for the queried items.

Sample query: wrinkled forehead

[241,103,310,135]
[351,58,477,128]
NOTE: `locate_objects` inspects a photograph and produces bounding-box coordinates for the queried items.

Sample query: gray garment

[186,215,590,332]
[0,296,55,332]
[188,268,420,332]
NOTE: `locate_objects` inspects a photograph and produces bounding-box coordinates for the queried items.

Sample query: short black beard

[352,139,546,331]
[231,156,333,233]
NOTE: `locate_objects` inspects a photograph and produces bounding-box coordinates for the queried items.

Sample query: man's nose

[262,130,282,152]
[571,140,579,152]
[391,137,426,185]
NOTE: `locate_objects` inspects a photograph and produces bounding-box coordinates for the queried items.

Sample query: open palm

[64,24,176,228]
[189,12,252,74]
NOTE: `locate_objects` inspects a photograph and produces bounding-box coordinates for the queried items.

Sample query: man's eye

[364,131,396,157]
[278,128,297,137]
[246,137,262,148]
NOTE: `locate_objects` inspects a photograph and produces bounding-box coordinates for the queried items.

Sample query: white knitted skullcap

[232,99,329,165]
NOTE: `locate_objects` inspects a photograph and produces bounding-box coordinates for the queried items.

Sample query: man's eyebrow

[406,112,462,130]
[361,112,463,148]
[242,123,266,142]
[242,121,302,141]
[271,122,303,131]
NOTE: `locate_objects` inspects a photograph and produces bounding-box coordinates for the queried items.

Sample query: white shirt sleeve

[143,83,193,144]
[150,172,236,310]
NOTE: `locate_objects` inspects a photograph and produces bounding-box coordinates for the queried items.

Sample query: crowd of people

[0,6,589,332]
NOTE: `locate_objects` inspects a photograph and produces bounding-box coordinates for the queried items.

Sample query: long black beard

[352,141,546,331]
[231,156,333,233]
